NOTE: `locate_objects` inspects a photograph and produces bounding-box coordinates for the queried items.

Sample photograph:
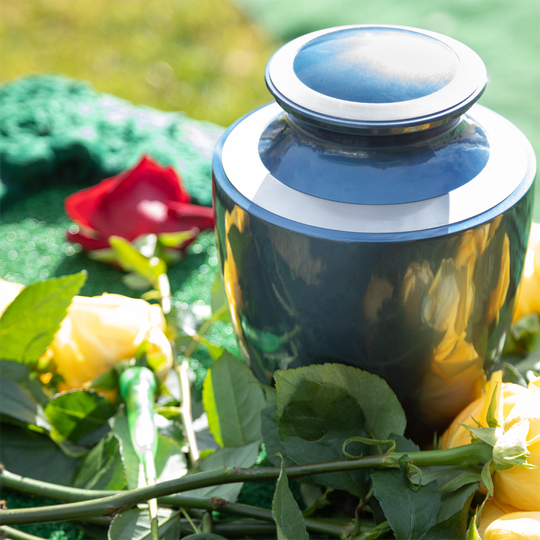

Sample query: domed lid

[266,25,487,133]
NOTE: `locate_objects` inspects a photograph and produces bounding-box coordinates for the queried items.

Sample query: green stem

[0,526,46,540]
[0,469,350,536]
[355,521,393,540]
[0,442,491,527]
[176,356,199,463]
[183,304,227,361]
[174,303,227,465]
[180,508,200,535]
[211,519,277,537]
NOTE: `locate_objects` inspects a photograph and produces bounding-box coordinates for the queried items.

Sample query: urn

[212,25,536,430]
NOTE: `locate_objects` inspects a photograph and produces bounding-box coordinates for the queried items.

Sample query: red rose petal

[64,155,213,251]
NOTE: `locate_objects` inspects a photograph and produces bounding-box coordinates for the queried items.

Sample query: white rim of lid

[267,25,487,127]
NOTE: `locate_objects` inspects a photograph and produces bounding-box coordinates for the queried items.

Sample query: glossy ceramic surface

[266,25,487,133]
[212,25,537,430]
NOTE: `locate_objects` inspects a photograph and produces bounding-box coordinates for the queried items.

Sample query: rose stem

[0,442,492,527]
[355,521,393,540]
[0,526,46,540]
[174,303,228,465]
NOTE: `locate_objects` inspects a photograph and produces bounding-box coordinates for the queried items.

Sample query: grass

[0,0,277,128]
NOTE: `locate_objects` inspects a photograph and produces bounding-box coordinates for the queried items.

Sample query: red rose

[65,155,214,251]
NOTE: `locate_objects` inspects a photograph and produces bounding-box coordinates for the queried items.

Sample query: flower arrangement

[1,162,540,540]
[65,155,214,264]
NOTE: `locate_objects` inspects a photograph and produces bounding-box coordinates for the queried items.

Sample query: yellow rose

[514,222,540,323]
[50,293,173,391]
[482,509,540,540]
[443,374,540,535]
[491,380,540,512]
[0,277,24,315]
[441,372,528,449]
[478,499,507,539]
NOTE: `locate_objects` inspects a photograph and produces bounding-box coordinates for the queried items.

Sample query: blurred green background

[1,0,538,140]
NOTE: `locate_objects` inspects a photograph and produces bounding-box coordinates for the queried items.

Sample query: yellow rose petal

[484,511,540,540]
[493,442,540,512]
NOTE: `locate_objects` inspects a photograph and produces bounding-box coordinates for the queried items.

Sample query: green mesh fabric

[0,73,222,208]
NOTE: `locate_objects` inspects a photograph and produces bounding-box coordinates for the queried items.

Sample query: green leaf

[0,360,49,405]
[438,469,482,494]
[486,382,502,428]
[0,272,86,365]
[45,390,115,444]
[480,460,494,497]
[437,482,479,523]
[0,379,50,430]
[501,362,528,387]
[261,405,293,467]
[493,419,535,471]
[108,508,180,540]
[158,230,195,248]
[511,313,540,340]
[0,424,79,485]
[202,352,266,447]
[73,432,127,490]
[278,378,371,497]
[371,468,442,540]
[262,385,277,408]
[424,486,476,539]
[109,236,166,282]
[155,435,189,482]
[275,364,406,440]
[459,424,500,447]
[122,273,152,290]
[210,277,230,323]
[199,337,225,360]
[514,350,540,381]
[272,455,309,540]
[185,441,260,502]
[89,367,120,392]
[112,410,142,490]
[274,365,405,498]
[466,514,482,540]
[88,248,117,264]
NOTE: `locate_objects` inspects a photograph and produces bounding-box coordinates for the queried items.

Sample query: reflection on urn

[415,218,513,430]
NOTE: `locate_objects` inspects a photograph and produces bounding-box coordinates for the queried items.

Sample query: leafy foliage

[8,268,540,539]
[203,352,267,447]
[272,455,309,540]
[108,508,180,540]
[0,272,86,365]
[45,390,115,444]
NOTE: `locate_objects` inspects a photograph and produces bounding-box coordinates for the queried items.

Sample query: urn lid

[266,25,487,133]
